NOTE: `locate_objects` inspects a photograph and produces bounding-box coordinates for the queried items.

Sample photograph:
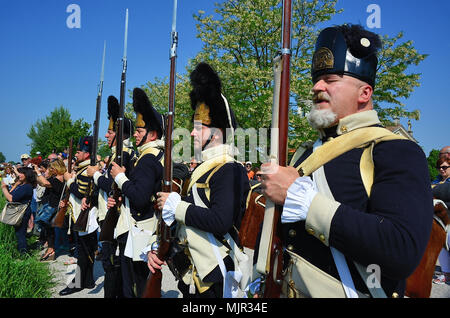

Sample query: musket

[99,9,128,242]
[256,0,292,298]
[52,137,73,228]
[73,41,106,232]
[142,0,178,298]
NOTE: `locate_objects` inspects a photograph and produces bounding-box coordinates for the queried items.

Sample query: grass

[0,194,56,297]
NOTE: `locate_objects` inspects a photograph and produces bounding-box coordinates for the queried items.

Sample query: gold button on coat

[307,228,315,235]
[288,229,297,237]
[319,234,326,242]
[287,245,294,251]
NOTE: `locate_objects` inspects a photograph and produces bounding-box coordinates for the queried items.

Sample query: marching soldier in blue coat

[148,62,250,298]
[260,24,433,298]
[86,95,136,298]
[108,87,164,298]
[59,136,98,296]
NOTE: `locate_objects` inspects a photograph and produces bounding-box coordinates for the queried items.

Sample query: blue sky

[0,0,449,162]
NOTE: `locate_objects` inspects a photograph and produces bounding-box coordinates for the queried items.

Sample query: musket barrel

[259,0,292,298]
[278,0,292,166]
[142,0,178,298]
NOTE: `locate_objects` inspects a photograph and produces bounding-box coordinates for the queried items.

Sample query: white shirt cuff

[114,172,129,190]
[282,176,317,223]
[141,245,153,263]
[162,192,181,226]
[93,171,102,186]
[66,177,75,188]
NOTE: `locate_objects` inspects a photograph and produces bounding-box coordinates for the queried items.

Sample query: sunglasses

[439,166,450,171]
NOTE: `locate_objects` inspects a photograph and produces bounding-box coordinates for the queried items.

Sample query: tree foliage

[27,106,91,158]
[427,149,440,182]
[97,139,112,159]
[141,0,427,161]
[374,32,427,125]
[0,152,5,163]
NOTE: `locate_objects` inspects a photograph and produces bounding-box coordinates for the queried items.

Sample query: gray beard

[306,105,338,129]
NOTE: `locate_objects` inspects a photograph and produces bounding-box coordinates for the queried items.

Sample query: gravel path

[48,253,182,298]
[47,249,449,299]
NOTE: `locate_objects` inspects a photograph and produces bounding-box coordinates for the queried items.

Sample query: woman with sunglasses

[1,167,36,255]
[433,157,450,186]
[431,157,450,285]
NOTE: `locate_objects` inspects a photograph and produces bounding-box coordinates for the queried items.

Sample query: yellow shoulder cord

[134,147,161,167]
[196,162,228,202]
[295,127,407,177]
[359,133,408,197]
[187,154,235,194]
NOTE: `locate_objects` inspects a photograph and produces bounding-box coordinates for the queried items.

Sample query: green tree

[427,149,440,182]
[374,32,427,125]
[142,0,427,161]
[0,152,5,163]
[27,106,91,158]
[97,139,112,159]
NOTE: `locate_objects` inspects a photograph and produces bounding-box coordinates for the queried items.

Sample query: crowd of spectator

[0,150,75,258]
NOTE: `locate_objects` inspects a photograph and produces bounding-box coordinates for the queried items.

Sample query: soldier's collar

[77,159,91,169]
[200,143,235,162]
[318,110,381,139]
[111,138,132,154]
[137,139,164,154]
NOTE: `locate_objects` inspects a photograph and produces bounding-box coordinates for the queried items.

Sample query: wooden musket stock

[261,0,292,298]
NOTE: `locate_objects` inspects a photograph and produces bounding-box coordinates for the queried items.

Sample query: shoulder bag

[0,201,31,226]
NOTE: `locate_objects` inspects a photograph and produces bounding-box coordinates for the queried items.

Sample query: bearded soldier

[86,95,135,298]
[259,24,433,298]
[59,136,98,296]
[148,62,250,298]
[108,87,165,298]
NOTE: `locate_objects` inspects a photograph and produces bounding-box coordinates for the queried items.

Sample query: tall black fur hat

[189,62,237,133]
[107,95,133,139]
[132,88,164,139]
[77,136,93,153]
[311,24,381,87]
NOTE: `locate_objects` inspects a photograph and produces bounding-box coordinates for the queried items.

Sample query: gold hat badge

[108,118,115,131]
[194,103,212,126]
[312,47,334,72]
[136,112,146,128]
